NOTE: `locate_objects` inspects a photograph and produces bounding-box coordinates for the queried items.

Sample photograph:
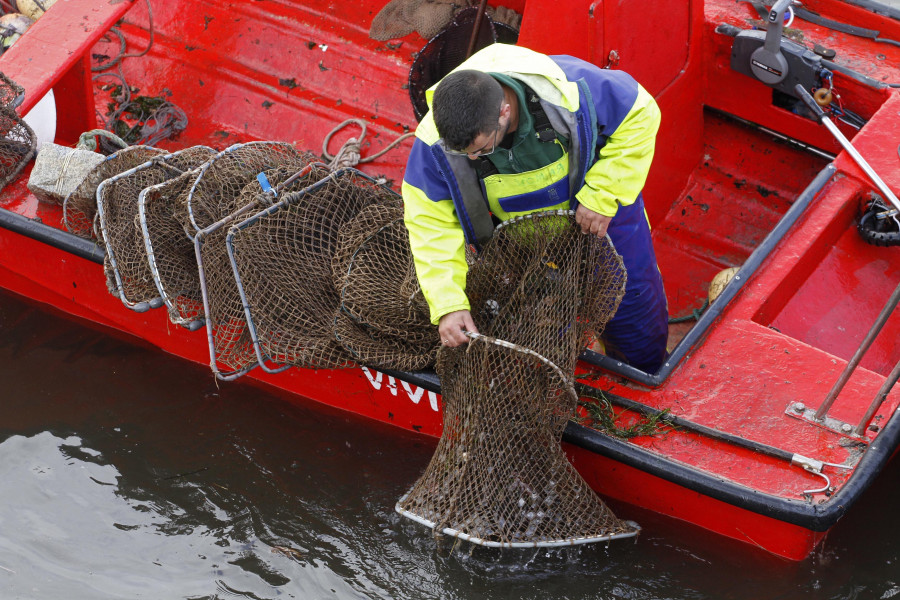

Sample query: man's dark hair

[432,70,504,152]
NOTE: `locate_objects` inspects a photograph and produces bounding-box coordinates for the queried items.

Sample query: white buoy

[708,267,740,304]
[23,89,56,150]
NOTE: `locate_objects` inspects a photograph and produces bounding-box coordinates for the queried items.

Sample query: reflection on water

[1,289,899,599]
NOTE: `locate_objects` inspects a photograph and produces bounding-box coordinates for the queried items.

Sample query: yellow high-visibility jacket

[402,44,660,324]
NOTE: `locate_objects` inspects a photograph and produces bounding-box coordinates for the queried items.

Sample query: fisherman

[401,44,668,373]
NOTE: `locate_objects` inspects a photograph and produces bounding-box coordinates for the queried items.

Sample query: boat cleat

[784,401,870,442]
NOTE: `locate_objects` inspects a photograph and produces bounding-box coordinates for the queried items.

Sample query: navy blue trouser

[601,193,669,373]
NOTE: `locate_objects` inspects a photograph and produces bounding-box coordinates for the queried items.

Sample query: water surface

[0,290,898,599]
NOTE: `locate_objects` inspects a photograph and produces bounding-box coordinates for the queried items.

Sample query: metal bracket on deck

[784,401,869,441]
[790,454,829,495]
[790,453,854,495]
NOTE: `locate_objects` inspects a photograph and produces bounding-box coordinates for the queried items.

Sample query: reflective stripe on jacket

[402,44,661,324]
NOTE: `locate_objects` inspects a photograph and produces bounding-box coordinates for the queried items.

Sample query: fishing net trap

[184,142,317,378]
[0,105,36,191]
[331,201,438,371]
[226,167,437,375]
[396,211,640,547]
[97,146,216,311]
[138,167,210,328]
[63,145,165,239]
[0,73,35,192]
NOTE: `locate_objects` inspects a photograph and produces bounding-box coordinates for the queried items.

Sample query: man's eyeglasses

[443,112,502,157]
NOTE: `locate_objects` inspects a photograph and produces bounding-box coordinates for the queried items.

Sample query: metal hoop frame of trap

[223,167,389,376]
[0,105,37,190]
[395,503,641,548]
[195,162,328,380]
[96,147,214,313]
[184,140,300,234]
[138,167,207,330]
[396,333,640,548]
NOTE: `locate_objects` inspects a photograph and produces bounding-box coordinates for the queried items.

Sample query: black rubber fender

[858,207,900,246]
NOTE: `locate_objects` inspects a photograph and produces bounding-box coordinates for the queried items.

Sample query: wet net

[185,142,318,378]
[0,105,36,190]
[97,146,217,311]
[228,167,437,373]
[63,145,165,239]
[408,6,519,121]
[396,211,640,547]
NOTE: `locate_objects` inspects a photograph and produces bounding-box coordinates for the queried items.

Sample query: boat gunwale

[581,162,837,387]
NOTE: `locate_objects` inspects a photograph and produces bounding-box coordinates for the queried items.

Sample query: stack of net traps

[185,141,324,379]
[94,140,437,380]
[396,211,640,548]
[74,136,636,549]
[225,167,438,379]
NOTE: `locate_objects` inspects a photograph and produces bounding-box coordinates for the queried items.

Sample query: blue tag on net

[257,172,275,197]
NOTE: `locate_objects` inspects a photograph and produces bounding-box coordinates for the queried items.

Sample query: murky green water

[1,289,899,599]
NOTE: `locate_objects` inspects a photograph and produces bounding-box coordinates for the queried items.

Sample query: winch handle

[794,84,827,122]
[795,84,900,213]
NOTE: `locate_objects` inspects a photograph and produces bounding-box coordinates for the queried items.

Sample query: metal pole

[854,356,900,436]
[795,84,900,213]
[465,0,489,59]
[814,281,900,421]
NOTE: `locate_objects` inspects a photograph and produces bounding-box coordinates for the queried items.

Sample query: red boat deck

[2,0,900,560]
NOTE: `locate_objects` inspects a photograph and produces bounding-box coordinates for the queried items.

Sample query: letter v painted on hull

[361,367,439,411]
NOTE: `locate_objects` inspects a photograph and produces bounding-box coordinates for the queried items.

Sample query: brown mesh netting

[184,142,308,231]
[97,146,216,310]
[331,202,438,370]
[0,105,36,190]
[369,0,521,42]
[0,72,24,108]
[407,6,519,121]
[228,167,436,372]
[63,145,165,238]
[185,143,318,377]
[139,168,208,327]
[397,211,640,547]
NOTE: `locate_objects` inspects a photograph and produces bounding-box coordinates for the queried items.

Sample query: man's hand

[575,204,613,237]
[438,310,479,347]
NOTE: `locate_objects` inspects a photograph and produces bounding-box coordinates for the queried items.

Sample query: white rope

[322,118,414,170]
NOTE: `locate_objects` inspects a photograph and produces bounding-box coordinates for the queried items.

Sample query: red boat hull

[2,0,900,561]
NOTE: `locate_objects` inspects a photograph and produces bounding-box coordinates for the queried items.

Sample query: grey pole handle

[794,84,827,122]
[794,85,900,212]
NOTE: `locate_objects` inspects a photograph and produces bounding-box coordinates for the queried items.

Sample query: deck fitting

[785,402,869,442]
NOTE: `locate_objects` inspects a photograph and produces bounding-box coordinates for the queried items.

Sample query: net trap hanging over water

[397,211,640,548]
